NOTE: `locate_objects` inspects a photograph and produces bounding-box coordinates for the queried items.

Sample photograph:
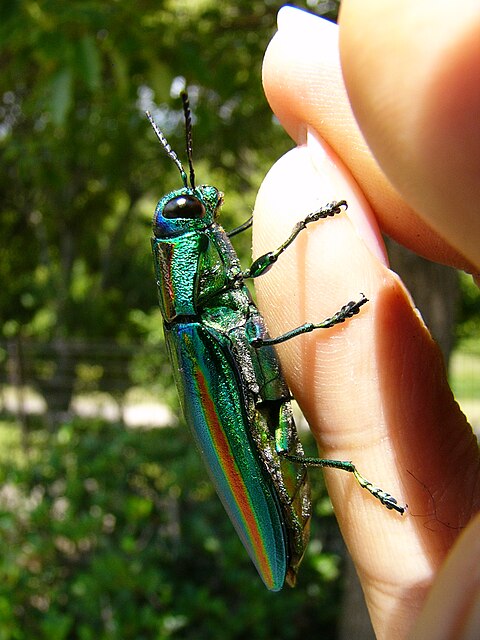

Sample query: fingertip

[252,136,387,325]
[263,5,477,271]
[252,134,389,398]
[306,128,388,266]
[339,0,480,270]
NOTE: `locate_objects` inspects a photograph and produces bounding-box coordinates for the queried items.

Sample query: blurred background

[0,1,478,638]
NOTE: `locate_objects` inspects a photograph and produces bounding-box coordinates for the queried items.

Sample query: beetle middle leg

[249,295,367,348]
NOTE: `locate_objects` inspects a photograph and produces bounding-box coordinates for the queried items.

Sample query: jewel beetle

[147,93,405,591]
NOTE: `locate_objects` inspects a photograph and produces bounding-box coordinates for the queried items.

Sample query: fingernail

[307,127,389,266]
[277,6,331,35]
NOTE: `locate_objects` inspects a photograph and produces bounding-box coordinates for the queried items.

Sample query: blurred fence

[0,337,174,429]
[0,337,478,432]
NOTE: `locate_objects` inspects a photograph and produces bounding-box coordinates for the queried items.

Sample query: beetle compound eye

[163,195,206,219]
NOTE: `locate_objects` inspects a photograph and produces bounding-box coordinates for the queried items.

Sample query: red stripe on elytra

[195,369,275,588]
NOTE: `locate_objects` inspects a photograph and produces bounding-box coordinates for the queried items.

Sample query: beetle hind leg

[282,452,406,515]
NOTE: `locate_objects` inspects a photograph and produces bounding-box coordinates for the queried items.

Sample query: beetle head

[152,185,224,238]
[148,93,224,237]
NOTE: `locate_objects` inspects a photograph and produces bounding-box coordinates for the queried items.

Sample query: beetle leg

[227,215,253,238]
[243,200,347,279]
[250,295,367,348]
[282,453,406,515]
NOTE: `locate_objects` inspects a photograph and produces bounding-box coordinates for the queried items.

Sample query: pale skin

[252,5,480,640]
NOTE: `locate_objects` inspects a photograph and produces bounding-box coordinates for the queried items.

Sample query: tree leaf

[49,66,73,127]
[77,34,101,91]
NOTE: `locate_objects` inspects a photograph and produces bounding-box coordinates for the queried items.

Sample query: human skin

[252,6,480,639]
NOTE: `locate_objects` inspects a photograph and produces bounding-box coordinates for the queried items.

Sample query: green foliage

[0,0,303,342]
[0,419,343,639]
[457,272,480,348]
[0,0,344,343]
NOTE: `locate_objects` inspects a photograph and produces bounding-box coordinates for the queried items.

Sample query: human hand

[252,5,480,639]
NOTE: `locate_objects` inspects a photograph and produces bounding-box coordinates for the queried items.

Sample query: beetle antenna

[181,91,196,190]
[146,110,188,188]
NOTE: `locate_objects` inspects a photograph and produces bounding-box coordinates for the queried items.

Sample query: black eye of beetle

[163,195,206,219]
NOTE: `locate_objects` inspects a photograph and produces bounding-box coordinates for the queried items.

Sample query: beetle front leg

[243,200,347,280]
[227,215,253,238]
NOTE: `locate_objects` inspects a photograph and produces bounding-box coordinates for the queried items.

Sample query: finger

[262,7,477,273]
[252,134,480,637]
[339,0,480,271]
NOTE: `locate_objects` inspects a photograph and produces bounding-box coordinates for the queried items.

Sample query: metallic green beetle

[148,94,404,591]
